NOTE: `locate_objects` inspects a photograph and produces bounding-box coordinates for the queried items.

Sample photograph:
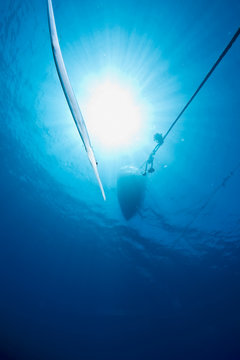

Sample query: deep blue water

[0,0,240,359]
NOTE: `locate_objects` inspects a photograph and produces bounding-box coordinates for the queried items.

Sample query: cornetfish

[47,0,106,200]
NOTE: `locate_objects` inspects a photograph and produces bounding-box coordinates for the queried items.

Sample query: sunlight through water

[84,77,145,149]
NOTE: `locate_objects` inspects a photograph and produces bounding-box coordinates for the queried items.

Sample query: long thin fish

[47,0,106,200]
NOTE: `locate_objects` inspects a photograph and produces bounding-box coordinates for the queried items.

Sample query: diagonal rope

[143,28,240,175]
[174,162,240,244]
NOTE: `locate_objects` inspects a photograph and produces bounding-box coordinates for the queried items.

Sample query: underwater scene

[0,0,240,359]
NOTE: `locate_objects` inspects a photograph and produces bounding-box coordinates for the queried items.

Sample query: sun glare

[84,79,144,149]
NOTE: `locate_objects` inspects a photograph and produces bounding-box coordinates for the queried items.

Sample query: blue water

[1,0,240,359]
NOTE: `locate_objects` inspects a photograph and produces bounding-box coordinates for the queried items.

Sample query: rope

[143,27,240,175]
[174,162,240,245]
